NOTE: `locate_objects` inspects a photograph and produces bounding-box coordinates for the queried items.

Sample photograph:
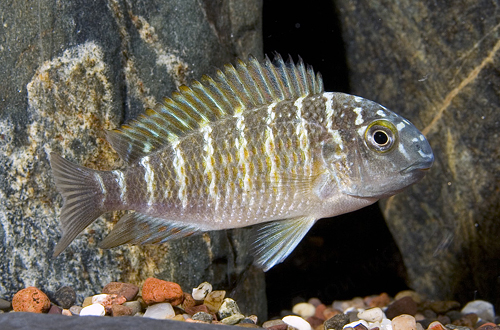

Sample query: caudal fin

[50,153,106,256]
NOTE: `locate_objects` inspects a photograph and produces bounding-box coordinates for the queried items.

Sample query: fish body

[50,55,434,270]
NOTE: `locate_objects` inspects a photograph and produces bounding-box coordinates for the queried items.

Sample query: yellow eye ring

[365,120,397,153]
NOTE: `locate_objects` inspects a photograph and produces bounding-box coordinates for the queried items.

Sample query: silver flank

[140,156,155,207]
[171,140,188,209]
[112,170,126,203]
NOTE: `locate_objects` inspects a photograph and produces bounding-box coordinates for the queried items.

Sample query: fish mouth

[400,162,433,174]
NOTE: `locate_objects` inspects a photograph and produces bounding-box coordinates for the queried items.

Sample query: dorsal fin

[108,54,324,163]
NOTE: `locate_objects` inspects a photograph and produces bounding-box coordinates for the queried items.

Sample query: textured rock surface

[0,0,265,320]
[335,0,500,309]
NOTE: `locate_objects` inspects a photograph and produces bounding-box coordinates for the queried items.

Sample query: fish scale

[50,54,434,271]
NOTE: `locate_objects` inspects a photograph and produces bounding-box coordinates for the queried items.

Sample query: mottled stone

[204,290,226,313]
[192,311,213,323]
[324,313,350,330]
[102,282,139,302]
[221,313,245,325]
[335,0,500,309]
[181,293,197,310]
[0,0,265,322]
[218,298,241,319]
[142,278,183,306]
[69,305,83,316]
[111,304,133,317]
[385,297,417,319]
[54,286,76,309]
[12,287,51,313]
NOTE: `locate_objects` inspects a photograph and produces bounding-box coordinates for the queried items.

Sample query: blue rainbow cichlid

[50,55,434,271]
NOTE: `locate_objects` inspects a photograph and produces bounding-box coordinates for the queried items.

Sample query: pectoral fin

[251,216,316,271]
[99,212,201,248]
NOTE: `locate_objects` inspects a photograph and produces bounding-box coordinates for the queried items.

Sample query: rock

[262,319,288,330]
[0,298,11,311]
[82,296,93,307]
[427,321,446,330]
[221,313,245,325]
[476,323,500,330]
[204,290,226,313]
[61,309,72,316]
[282,315,312,330]
[143,302,175,319]
[323,307,341,320]
[54,286,76,309]
[48,305,63,314]
[426,301,460,314]
[292,302,316,318]
[391,314,417,330]
[308,298,322,307]
[122,301,142,315]
[12,287,51,313]
[102,282,139,302]
[185,304,210,316]
[92,294,127,314]
[244,315,258,324]
[357,307,384,323]
[111,304,133,317]
[181,293,197,310]
[0,0,265,323]
[142,278,184,306]
[368,293,391,308]
[446,311,463,322]
[69,305,83,315]
[335,0,500,310]
[192,312,213,323]
[385,296,418,319]
[314,304,326,320]
[394,290,423,304]
[451,313,477,328]
[80,303,106,316]
[192,282,213,301]
[323,313,350,330]
[306,316,324,328]
[218,298,241,319]
[461,300,495,322]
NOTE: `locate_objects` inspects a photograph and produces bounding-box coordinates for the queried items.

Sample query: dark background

[262,0,409,318]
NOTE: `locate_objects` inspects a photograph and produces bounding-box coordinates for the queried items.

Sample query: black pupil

[373,131,388,145]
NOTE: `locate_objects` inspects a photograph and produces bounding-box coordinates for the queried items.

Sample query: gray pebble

[218,298,241,319]
[54,286,76,309]
[69,305,83,316]
[122,301,142,315]
[0,298,11,311]
[192,312,213,323]
[221,313,245,325]
[324,313,350,330]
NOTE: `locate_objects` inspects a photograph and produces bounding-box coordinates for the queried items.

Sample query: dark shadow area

[263,0,409,318]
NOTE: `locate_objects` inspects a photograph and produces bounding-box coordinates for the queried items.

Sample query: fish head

[322,93,434,199]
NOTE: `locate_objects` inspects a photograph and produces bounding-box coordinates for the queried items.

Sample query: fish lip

[400,162,433,174]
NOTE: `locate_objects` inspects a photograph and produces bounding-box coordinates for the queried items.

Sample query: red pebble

[12,287,51,313]
[306,316,324,328]
[369,292,391,308]
[48,305,62,314]
[314,304,326,320]
[476,323,500,330]
[142,277,184,306]
[102,282,139,301]
[185,304,209,315]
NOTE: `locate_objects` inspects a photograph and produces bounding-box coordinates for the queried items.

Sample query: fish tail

[50,152,107,257]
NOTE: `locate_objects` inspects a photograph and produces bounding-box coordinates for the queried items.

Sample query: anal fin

[251,216,316,271]
[99,212,202,249]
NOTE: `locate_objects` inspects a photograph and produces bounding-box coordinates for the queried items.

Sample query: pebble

[221,313,245,325]
[12,287,51,313]
[61,309,72,316]
[262,319,288,330]
[143,302,175,319]
[204,290,226,313]
[344,320,369,329]
[308,297,322,307]
[357,307,384,323]
[218,297,241,319]
[324,313,350,330]
[0,298,11,311]
[476,323,500,330]
[48,305,62,314]
[292,302,316,318]
[142,277,184,306]
[461,300,495,322]
[102,282,139,301]
[192,311,213,323]
[181,293,196,310]
[91,293,126,313]
[385,296,417,319]
[82,296,93,307]
[111,304,133,317]
[426,300,460,314]
[69,305,83,315]
[391,314,417,330]
[122,301,142,315]
[54,286,76,309]
[192,282,213,301]
[427,321,447,330]
[368,293,391,308]
[394,290,423,304]
[282,315,312,330]
[80,303,106,316]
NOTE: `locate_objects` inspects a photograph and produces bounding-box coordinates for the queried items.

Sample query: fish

[50,54,434,271]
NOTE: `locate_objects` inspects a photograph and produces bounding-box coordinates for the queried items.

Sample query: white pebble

[292,302,316,318]
[192,282,213,300]
[343,320,369,329]
[143,302,175,319]
[282,315,312,330]
[461,300,495,322]
[80,303,105,316]
[357,307,385,322]
[91,294,110,304]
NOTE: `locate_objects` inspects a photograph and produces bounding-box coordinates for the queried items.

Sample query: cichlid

[50,55,434,271]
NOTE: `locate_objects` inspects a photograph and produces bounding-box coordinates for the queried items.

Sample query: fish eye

[365,120,397,153]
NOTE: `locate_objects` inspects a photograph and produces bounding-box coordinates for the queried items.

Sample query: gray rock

[192,311,213,323]
[54,286,76,309]
[218,298,241,319]
[324,313,350,330]
[0,299,10,311]
[0,0,265,321]
[335,0,500,310]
